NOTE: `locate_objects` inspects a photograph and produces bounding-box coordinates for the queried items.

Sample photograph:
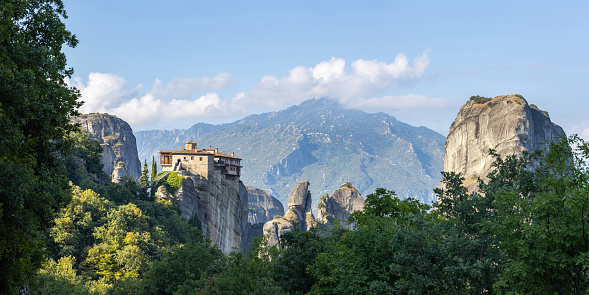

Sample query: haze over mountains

[136,98,446,209]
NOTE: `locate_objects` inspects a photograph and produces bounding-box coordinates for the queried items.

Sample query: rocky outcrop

[154,168,248,254]
[443,94,565,190]
[111,163,131,183]
[263,181,315,248]
[246,185,285,224]
[72,113,142,179]
[175,177,202,222]
[317,184,365,229]
[176,170,247,254]
[156,186,174,203]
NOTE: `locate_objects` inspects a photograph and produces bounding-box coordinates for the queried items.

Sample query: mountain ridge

[136,98,446,210]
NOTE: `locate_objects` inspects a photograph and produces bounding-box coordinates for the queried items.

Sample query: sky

[62,0,589,138]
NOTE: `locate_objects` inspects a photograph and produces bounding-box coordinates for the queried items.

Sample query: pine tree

[140,159,149,187]
[150,156,158,198]
[151,155,157,184]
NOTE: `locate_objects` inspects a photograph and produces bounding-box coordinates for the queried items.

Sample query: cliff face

[317,185,365,229]
[263,181,315,248]
[246,185,285,224]
[443,94,565,189]
[72,114,142,179]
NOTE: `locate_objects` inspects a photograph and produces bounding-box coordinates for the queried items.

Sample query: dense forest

[3,1,589,294]
[10,131,589,295]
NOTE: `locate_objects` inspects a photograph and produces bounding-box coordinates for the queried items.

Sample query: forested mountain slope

[137,98,445,208]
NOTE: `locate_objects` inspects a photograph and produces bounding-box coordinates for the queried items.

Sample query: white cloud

[351,50,431,83]
[70,50,445,130]
[312,57,345,82]
[240,49,432,108]
[69,72,238,129]
[69,72,134,114]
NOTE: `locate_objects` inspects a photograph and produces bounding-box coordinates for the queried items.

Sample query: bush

[340,182,353,188]
[530,103,549,117]
[166,172,183,195]
[469,95,491,104]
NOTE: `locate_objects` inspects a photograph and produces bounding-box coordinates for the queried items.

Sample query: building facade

[159,141,242,182]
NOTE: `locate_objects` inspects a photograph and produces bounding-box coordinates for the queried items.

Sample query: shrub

[530,103,549,117]
[340,182,353,188]
[469,95,491,104]
[166,172,183,195]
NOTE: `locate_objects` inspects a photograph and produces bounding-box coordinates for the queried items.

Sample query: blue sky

[62,0,589,138]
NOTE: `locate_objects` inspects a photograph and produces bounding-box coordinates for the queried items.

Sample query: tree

[151,156,157,184]
[150,156,157,198]
[488,135,589,294]
[0,0,80,291]
[165,172,183,195]
[142,229,226,295]
[139,159,149,188]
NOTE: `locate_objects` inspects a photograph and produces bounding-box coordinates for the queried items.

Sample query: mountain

[443,94,565,190]
[73,113,142,179]
[136,98,446,209]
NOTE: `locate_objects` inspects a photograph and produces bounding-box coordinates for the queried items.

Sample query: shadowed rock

[246,185,285,224]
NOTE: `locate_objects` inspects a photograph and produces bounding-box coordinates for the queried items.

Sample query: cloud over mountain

[69,50,444,130]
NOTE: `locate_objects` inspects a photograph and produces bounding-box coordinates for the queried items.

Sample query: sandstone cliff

[317,184,365,229]
[263,181,315,248]
[158,170,248,254]
[443,94,565,190]
[72,114,142,179]
[246,185,285,224]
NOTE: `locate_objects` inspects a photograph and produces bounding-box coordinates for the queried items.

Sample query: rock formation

[72,113,142,179]
[263,181,315,248]
[246,185,285,224]
[111,162,131,183]
[443,94,565,190]
[171,173,248,254]
[317,183,365,229]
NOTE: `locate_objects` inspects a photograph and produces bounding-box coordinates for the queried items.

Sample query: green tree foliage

[351,188,430,222]
[65,130,104,185]
[36,181,192,294]
[33,256,90,295]
[311,186,504,294]
[469,95,491,104]
[150,156,157,198]
[0,0,80,291]
[177,234,282,295]
[270,227,341,294]
[142,229,226,295]
[71,131,104,175]
[488,135,589,294]
[165,172,183,195]
[139,159,149,188]
[151,156,157,184]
